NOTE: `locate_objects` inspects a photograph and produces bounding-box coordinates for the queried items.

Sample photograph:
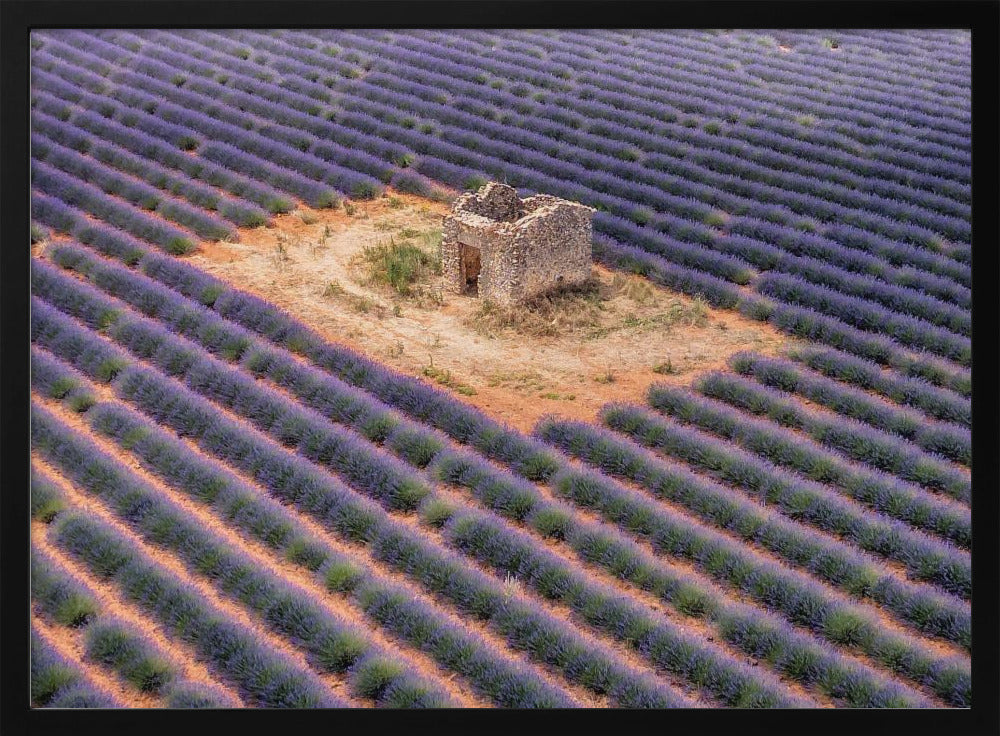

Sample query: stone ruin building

[441,182,595,306]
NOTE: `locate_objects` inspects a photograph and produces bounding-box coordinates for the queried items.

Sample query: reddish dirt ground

[190,190,793,432]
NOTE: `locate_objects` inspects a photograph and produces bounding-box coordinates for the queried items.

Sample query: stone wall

[441,183,594,306]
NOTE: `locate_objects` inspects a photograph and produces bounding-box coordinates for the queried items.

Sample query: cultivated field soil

[193,191,792,431]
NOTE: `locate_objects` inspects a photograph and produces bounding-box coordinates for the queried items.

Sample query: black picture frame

[3,2,998,734]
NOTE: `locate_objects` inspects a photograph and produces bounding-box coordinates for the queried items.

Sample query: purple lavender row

[56,229,973,698]
[827,29,967,56]
[39,82,336,213]
[104,363,690,708]
[100,63,393,196]
[34,49,350,208]
[729,218,970,299]
[842,31,970,74]
[327,34,971,253]
[30,297,132,386]
[726,30,970,90]
[32,322,579,708]
[163,681,240,709]
[134,34,326,116]
[534,419,970,705]
[31,465,68,523]
[45,507,342,707]
[643,384,971,525]
[594,29,971,141]
[474,28,971,133]
[42,32,392,197]
[594,396,971,585]
[32,399,458,708]
[31,625,122,708]
[734,54,967,136]
[29,266,783,708]
[34,517,219,705]
[31,342,99,414]
[566,29,971,142]
[31,54,202,151]
[701,35,968,123]
[97,23,972,213]
[34,541,183,705]
[494,31,968,153]
[31,160,197,256]
[182,29,362,91]
[32,410,338,710]
[488,28,969,119]
[32,111,269,228]
[714,229,970,321]
[754,273,970,366]
[139,38,333,109]
[52,236,960,700]
[32,134,236,242]
[430,476,925,707]
[671,145,968,238]
[47,33,417,183]
[766,29,968,69]
[37,29,135,69]
[729,353,970,466]
[593,236,743,308]
[29,193,156,276]
[99,64,380,201]
[131,30,749,250]
[740,297,971,398]
[143,30,339,108]
[695,371,971,495]
[438,29,970,161]
[819,220,971,279]
[47,241,925,706]
[31,294,688,707]
[31,259,433,515]
[355,30,969,180]
[74,20,972,278]
[336,29,570,93]
[33,526,183,699]
[30,88,308,216]
[30,81,294,214]
[382,28,968,160]
[282,25,968,218]
[318,72,718,225]
[787,346,970,428]
[79,400,577,708]
[341,67,969,246]
[331,29,970,208]
[31,47,115,97]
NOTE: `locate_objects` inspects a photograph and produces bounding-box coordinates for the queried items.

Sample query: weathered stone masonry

[441,182,595,306]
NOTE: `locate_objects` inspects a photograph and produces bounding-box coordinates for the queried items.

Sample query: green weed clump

[422,365,476,396]
[356,238,440,296]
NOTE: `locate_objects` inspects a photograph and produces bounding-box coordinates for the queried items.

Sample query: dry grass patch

[465,273,710,340]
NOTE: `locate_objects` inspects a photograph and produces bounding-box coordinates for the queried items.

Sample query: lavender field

[29,29,971,709]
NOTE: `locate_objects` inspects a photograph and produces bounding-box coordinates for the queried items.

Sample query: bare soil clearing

[192,191,792,432]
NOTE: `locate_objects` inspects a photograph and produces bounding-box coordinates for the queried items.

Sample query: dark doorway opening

[459,243,481,296]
